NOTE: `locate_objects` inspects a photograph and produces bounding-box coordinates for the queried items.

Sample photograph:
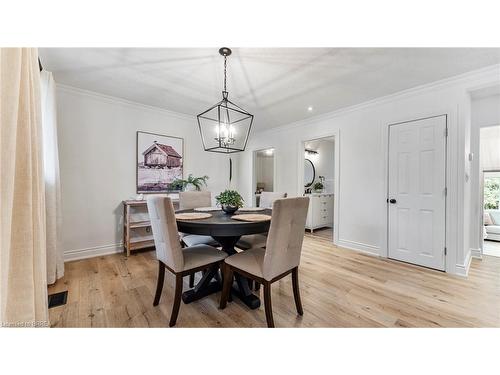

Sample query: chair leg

[219,263,233,309]
[153,261,165,306]
[263,282,275,328]
[254,282,260,291]
[169,274,183,327]
[189,273,195,288]
[291,267,303,315]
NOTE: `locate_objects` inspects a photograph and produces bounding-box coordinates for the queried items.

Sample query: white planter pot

[184,184,197,192]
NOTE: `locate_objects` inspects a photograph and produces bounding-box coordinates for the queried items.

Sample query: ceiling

[39,48,500,131]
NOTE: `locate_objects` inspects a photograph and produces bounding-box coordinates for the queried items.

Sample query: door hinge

[444,187,447,196]
[445,127,448,137]
[444,247,447,256]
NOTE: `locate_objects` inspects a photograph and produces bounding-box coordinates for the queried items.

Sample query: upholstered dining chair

[147,196,227,327]
[178,191,220,287]
[220,196,309,328]
[236,192,287,251]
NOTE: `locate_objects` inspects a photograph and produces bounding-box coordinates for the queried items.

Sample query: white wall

[236,65,500,275]
[469,94,500,254]
[57,85,237,261]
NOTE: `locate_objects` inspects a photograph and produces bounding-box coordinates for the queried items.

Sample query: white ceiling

[39,48,500,131]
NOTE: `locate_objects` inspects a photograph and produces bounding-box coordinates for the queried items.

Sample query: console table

[122,198,179,256]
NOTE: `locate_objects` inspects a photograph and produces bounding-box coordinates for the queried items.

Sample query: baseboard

[337,239,380,256]
[470,248,482,259]
[455,249,472,277]
[64,243,123,262]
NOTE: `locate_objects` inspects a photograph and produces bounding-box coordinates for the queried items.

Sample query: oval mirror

[304,159,315,187]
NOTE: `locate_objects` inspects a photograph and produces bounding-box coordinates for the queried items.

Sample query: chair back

[259,192,287,208]
[179,191,211,210]
[263,197,309,281]
[147,196,184,272]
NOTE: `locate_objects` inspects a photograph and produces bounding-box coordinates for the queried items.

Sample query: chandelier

[197,47,253,153]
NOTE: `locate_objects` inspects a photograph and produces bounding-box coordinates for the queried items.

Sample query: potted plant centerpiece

[215,189,244,214]
[171,174,209,191]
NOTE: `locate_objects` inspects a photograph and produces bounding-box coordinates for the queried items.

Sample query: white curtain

[0,48,49,326]
[41,70,64,284]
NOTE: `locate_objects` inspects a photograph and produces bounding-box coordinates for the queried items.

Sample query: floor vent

[48,291,68,309]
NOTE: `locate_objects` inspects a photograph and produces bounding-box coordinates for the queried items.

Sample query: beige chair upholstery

[178,191,219,247]
[227,197,309,280]
[179,191,212,209]
[259,191,287,208]
[147,196,227,327]
[221,197,310,327]
[236,191,287,250]
[148,196,185,273]
[147,196,226,273]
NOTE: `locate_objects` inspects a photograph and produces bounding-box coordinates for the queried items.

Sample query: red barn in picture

[142,141,182,168]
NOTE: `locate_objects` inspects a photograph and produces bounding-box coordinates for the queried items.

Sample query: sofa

[484,210,500,241]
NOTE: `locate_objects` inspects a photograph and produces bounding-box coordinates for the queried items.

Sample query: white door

[388,115,447,270]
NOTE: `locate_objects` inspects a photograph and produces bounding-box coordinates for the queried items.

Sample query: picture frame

[136,131,184,193]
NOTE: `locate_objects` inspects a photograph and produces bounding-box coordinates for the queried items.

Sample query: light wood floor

[307,227,333,240]
[48,235,500,327]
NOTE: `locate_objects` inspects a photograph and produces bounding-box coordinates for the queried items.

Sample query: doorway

[252,148,275,207]
[387,115,447,270]
[301,136,335,242]
[482,167,500,256]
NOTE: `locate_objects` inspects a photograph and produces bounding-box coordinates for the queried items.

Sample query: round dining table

[176,208,272,309]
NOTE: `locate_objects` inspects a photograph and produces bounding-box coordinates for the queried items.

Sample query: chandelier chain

[223,55,227,92]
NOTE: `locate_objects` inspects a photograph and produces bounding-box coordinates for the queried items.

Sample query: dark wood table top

[175,208,272,237]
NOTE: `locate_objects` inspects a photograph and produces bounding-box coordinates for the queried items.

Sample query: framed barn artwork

[136,131,184,193]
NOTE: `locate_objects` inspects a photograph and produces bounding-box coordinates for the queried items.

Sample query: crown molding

[56,83,196,121]
[258,64,500,136]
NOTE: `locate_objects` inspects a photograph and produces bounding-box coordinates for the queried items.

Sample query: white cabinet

[305,194,334,232]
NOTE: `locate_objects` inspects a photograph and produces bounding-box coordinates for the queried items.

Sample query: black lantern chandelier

[197,47,253,153]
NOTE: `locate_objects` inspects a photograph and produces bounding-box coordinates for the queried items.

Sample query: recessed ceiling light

[307,106,313,112]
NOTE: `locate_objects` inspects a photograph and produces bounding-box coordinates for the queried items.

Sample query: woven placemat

[238,207,266,212]
[231,214,272,222]
[193,206,220,212]
[175,212,212,220]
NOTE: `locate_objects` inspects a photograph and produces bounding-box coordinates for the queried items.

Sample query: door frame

[251,147,277,206]
[384,114,449,271]
[297,130,340,245]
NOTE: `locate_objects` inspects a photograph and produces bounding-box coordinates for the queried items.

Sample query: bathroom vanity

[305,193,334,232]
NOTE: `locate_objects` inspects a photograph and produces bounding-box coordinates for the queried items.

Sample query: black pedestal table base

[182,265,221,304]
[212,236,261,310]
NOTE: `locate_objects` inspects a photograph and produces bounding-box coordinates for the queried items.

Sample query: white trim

[455,249,472,277]
[63,243,123,262]
[258,64,500,136]
[470,248,482,259]
[56,83,195,121]
[337,239,381,256]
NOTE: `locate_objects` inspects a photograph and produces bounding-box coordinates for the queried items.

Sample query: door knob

[389,198,397,204]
